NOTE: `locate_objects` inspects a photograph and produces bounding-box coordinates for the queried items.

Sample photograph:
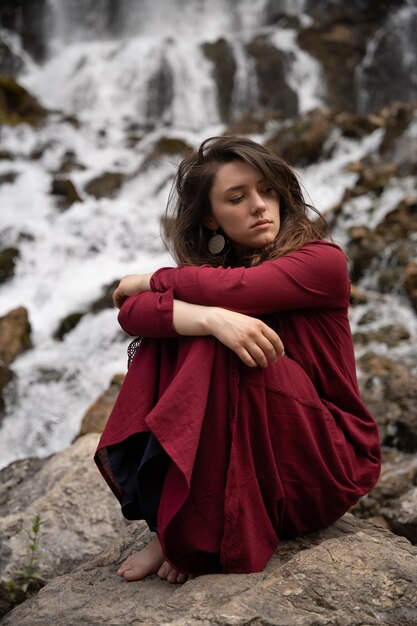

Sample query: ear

[202,214,219,231]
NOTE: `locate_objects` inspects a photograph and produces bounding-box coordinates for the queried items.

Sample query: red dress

[95,240,381,575]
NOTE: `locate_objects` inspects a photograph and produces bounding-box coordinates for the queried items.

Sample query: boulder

[0,247,19,284]
[246,35,298,117]
[0,75,47,126]
[53,311,85,341]
[352,448,417,544]
[345,226,385,283]
[0,307,32,365]
[0,433,127,616]
[353,322,410,348]
[2,514,417,625]
[77,373,124,437]
[84,172,126,199]
[202,38,237,123]
[50,177,82,210]
[404,262,417,312]
[358,352,417,452]
[298,21,365,112]
[264,107,333,166]
[379,104,417,176]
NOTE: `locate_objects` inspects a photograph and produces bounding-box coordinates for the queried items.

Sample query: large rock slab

[2,515,417,625]
[0,434,126,587]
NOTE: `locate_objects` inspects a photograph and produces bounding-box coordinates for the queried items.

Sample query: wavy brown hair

[163,135,329,267]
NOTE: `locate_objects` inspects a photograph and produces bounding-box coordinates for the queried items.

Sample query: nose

[250,190,267,214]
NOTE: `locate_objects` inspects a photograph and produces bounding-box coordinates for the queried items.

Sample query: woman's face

[206,160,280,257]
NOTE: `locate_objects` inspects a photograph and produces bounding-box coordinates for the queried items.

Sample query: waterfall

[355,0,417,112]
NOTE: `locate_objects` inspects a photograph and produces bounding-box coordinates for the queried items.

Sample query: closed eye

[229,195,244,204]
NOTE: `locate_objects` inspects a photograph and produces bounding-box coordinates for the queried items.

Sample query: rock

[2,514,417,625]
[226,107,282,135]
[349,284,368,305]
[0,38,24,76]
[0,307,32,365]
[145,56,174,125]
[89,279,120,313]
[141,137,191,170]
[54,150,86,175]
[352,448,417,544]
[0,433,127,616]
[53,312,85,341]
[379,103,417,176]
[77,374,124,437]
[404,262,417,312]
[246,35,298,117]
[0,247,19,284]
[358,352,417,452]
[353,322,410,348]
[202,38,237,123]
[0,171,18,185]
[0,362,13,413]
[345,226,385,283]
[0,0,48,61]
[50,177,82,210]
[84,172,126,199]
[264,107,333,166]
[333,111,383,138]
[0,75,47,126]
[298,21,365,112]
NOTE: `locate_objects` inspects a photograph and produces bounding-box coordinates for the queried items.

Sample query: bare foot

[157,560,196,584]
[117,534,164,581]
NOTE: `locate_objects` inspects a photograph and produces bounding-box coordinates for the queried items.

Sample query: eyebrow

[223,179,266,195]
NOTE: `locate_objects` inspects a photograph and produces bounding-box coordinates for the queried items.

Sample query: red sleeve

[117,288,179,337]
[150,242,350,314]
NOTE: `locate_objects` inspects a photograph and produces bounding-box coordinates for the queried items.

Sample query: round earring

[208,231,226,254]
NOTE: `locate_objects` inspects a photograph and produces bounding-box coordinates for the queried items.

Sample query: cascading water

[0,0,416,469]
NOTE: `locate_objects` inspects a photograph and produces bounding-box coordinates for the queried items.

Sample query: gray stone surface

[2,515,417,625]
[0,433,127,584]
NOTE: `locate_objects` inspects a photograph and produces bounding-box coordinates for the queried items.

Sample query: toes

[177,573,186,583]
[167,568,178,584]
[157,562,170,579]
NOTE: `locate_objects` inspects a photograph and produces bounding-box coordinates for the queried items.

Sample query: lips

[251,219,272,228]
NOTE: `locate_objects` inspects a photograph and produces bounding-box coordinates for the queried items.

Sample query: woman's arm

[150,242,350,314]
[117,291,284,368]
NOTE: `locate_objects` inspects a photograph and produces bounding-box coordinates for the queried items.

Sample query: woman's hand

[206,307,284,368]
[112,273,153,309]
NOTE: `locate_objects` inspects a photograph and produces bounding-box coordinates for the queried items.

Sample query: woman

[95,136,381,585]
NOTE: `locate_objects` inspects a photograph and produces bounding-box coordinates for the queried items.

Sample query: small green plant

[2,514,45,613]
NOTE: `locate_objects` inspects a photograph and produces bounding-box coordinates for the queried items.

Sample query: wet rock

[263,2,301,29]
[0,247,19,284]
[298,21,365,111]
[404,262,417,312]
[54,150,86,175]
[0,171,18,185]
[379,103,417,176]
[226,107,282,135]
[77,373,124,437]
[202,38,237,123]
[3,514,417,626]
[265,107,333,166]
[145,56,174,125]
[352,448,417,544]
[0,362,13,413]
[0,38,24,75]
[89,279,120,313]
[53,312,85,341]
[345,226,385,283]
[0,0,47,61]
[50,177,82,210]
[142,137,191,170]
[333,111,383,138]
[0,433,127,618]
[358,352,417,453]
[246,35,298,117]
[349,284,368,305]
[0,75,47,126]
[84,171,126,199]
[353,323,410,348]
[0,307,32,365]
[304,0,404,25]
